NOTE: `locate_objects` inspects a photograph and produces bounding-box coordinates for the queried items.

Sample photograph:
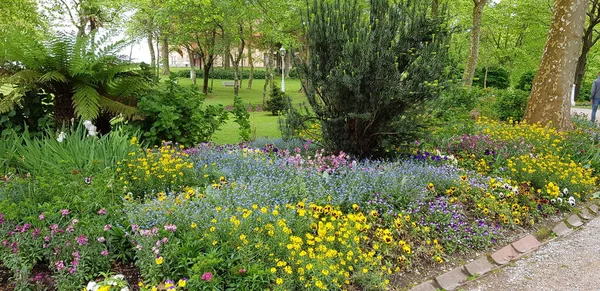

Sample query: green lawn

[212,111,283,144]
[162,68,307,144]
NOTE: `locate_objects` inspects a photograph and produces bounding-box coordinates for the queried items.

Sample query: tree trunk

[160,36,170,75]
[203,57,213,94]
[524,0,588,130]
[248,50,254,89]
[263,50,273,106]
[574,41,591,101]
[462,0,487,88]
[224,45,231,69]
[574,0,600,101]
[285,50,291,78]
[147,33,156,69]
[187,47,196,85]
[483,65,488,89]
[53,93,75,127]
[232,33,246,97]
[432,0,439,19]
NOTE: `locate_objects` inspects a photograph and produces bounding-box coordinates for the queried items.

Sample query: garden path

[462,216,600,291]
[572,107,595,122]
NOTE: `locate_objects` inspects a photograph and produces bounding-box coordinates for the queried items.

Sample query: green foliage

[0,90,54,138]
[473,67,510,89]
[176,69,267,80]
[432,86,484,122]
[515,71,536,92]
[233,95,251,142]
[1,123,138,176]
[493,89,529,121]
[300,0,451,156]
[265,85,291,116]
[0,32,147,125]
[136,74,229,147]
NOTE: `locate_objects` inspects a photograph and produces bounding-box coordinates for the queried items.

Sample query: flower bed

[0,117,599,290]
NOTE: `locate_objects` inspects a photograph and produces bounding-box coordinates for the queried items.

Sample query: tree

[43,0,123,37]
[301,0,451,157]
[523,0,588,130]
[0,32,147,127]
[462,0,488,88]
[574,0,600,100]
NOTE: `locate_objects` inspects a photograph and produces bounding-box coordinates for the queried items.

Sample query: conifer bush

[299,0,451,156]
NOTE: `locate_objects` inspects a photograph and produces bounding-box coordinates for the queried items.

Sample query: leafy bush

[265,85,290,116]
[233,95,251,141]
[300,0,451,157]
[515,71,535,92]
[0,90,53,138]
[473,66,510,89]
[493,89,529,121]
[136,74,229,147]
[176,69,267,80]
[431,86,484,122]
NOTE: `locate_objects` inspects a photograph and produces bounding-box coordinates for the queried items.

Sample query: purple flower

[55,260,65,271]
[101,250,108,256]
[60,209,70,217]
[164,224,177,232]
[97,208,107,215]
[38,213,45,221]
[97,237,105,243]
[201,272,213,281]
[104,224,111,231]
[76,235,88,246]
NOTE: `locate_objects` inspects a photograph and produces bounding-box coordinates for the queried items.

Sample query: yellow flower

[178,279,187,287]
[155,256,164,265]
[190,222,197,229]
[276,278,283,285]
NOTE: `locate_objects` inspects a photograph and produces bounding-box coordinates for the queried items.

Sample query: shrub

[265,85,290,116]
[135,74,229,147]
[431,86,484,121]
[493,89,529,121]
[515,71,535,92]
[300,0,451,157]
[176,69,267,80]
[233,95,251,141]
[0,90,53,138]
[473,66,510,89]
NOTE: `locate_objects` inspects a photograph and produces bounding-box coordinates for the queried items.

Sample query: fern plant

[0,32,148,127]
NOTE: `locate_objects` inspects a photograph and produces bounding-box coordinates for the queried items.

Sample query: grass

[162,68,308,144]
[212,111,283,144]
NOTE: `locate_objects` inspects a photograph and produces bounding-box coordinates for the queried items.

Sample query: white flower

[120,288,130,291]
[563,188,569,195]
[87,124,97,136]
[550,199,556,204]
[569,200,576,207]
[57,132,66,143]
[86,281,99,291]
[557,197,563,203]
[83,120,93,129]
[113,274,125,280]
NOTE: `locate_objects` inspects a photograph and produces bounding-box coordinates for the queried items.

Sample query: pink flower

[104,224,111,231]
[97,237,105,243]
[164,224,177,232]
[201,272,213,281]
[76,235,88,246]
[39,213,45,221]
[60,209,70,217]
[238,268,247,274]
[97,208,107,215]
[131,224,139,233]
[55,260,65,271]
[136,244,143,250]
[65,225,74,233]
[100,250,108,256]
[71,219,79,225]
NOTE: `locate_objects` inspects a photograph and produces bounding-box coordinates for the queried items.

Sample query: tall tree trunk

[524,0,588,130]
[574,0,600,101]
[203,56,213,94]
[224,45,231,69]
[462,0,487,88]
[160,36,170,75]
[247,49,254,89]
[187,46,197,85]
[285,50,291,78]
[148,32,156,68]
[262,52,271,106]
[231,27,246,97]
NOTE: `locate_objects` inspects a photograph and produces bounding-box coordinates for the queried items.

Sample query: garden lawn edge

[406,199,600,291]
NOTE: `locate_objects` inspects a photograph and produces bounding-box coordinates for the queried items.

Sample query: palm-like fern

[0,32,147,125]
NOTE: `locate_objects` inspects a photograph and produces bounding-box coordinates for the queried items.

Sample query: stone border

[407,200,600,291]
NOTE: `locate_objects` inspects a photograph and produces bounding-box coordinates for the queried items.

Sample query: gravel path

[463,216,600,291]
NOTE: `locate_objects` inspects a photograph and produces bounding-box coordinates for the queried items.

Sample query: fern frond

[72,83,101,120]
[39,71,67,83]
[99,96,138,118]
[9,69,42,85]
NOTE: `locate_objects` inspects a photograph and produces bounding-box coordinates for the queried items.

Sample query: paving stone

[409,280,438,291]
[490,244,519,265]
[578,208,594,220]
[464,257,495,276]
[589,204,599,215]
[566,214,584,227]
[511,234,541,253]
[435,267,468,291]
[552,221,572,236]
